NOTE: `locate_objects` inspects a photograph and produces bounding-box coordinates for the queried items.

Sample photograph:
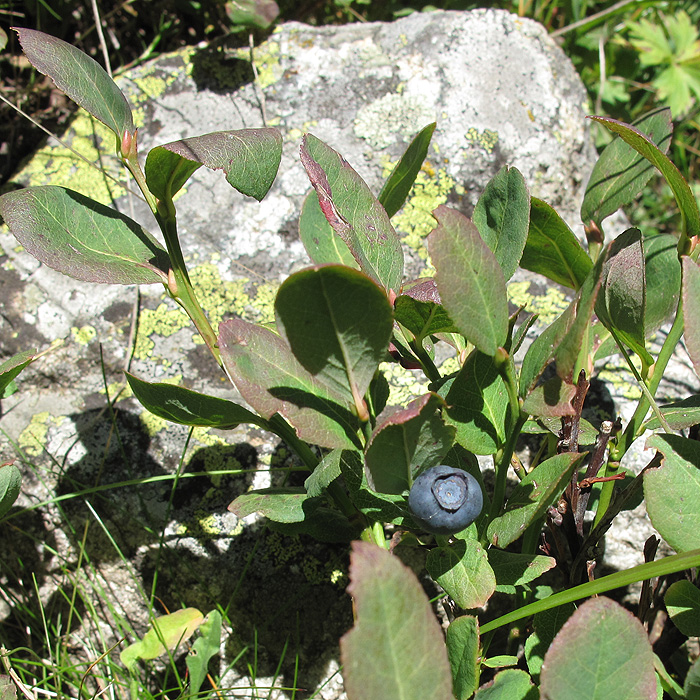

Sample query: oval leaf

[540,596,656,700]
[427,205,508,356]
[218,318,361,449]
[300,134,404,292]
[644,433,700,553]
[14,27,133,140]
[473,165,531,282]
[475,669,538,700]
[229,487,316,523]
[0,463,21,520]
[365,393,454,495]
[156,128,282,201]
[683,256,700,379]
[487,549,557,594]
[521,197,592,290]
[644,233,681,334]
[125,373,265,430]
[274,265,393,411]
[446,615,480,700]
[665,580,700,637]
[340,541,453,700]
[582,107,673,228]
[0,186,169,284]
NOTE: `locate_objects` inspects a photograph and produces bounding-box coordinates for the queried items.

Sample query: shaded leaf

[395,282,460,340]
[0,463,21,520]
[229,487,317,523]
[684,256,700,379]
[225,0,279,29]
[156,128,282,201]
[521,197,592,290]
[269,506,359,543]
[340,541,453,700]
[427,537,496,609]
[0,349,36,399]
[298,190,357,267]
[444,350,509,455]
[644,433,700,553]
[301,134,404,292]
[0,186,169,285]
[685,656,700,700]
[591,115,700,242]
[581,108,672,228]
[525,603,576,681]
[475,669,538,700]
[522,376,576,418]
[446,615,480,700]
[120,608,204,671]
[144,147,202,200]
[378,122,436,218]
[595,228,651,364]
[644,233,681,334]
[642,395,700,431]
[126,373,265,429]
[275,265,393,411]
[304,449,345,497]
[365,393,454,495]
[487,453,584,548]
[186,611,222,697]
[428,205,508,355]
[219,318,361,449]
[665,580,700,637]
[487,549,557,594]
[473,165,530,281]
[14,27,133,140]
[540,596,656,700]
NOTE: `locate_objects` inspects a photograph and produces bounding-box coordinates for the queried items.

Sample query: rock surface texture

[2,8,679,699]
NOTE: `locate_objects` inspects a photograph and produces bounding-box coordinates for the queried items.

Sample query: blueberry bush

[1,27,700,700]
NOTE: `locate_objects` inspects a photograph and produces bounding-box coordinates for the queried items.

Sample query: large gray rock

[0,8,607,697]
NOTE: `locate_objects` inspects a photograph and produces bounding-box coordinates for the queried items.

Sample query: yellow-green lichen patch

[379,362,429,408]
[230,39,282,90]
[134,302,191,360]
[393,166,454,258]
[507,281,571,326]
[140,410,170,437]
[465,128,499,154]
[71,325,96,346]
[18,411,61,457]
[15,110,126,204]
[354,93,435,150]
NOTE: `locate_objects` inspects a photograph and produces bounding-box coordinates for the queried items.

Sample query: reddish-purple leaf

[522,377,576,418]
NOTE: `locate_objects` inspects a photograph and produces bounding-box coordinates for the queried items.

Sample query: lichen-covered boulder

[0,9,600,697]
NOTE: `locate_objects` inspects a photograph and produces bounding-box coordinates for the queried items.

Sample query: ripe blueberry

[408,465,483,535]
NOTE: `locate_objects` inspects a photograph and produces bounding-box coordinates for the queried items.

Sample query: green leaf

[218,318,361,449]
[394,278,460,340]
[554,245,607,382]
[487,549,556,594]
[487,452,584,548]
[298,191,357,267]
[120,608,205,671]
[685,656,700,700]
[365,393,454,495]
[0,463,21,520]
[144,147,202,201]
[428,205,508,355]
[275,265,393,411]
[595,228,651,364]
[446,615,480,700]
[525,604,576,681]
[426,537,496,609]
[475,669,538,700]
[665,580,700,637]
[0,349,35,399]
[14,28,133,141]
[591,115,700,243]
[644,234,681,334]
[225,0,279,29]
[304,450,345,497]
[301,134,404,292]
[473,165,530,281]
[581,108,673,229]
[153,128,282,201]
[644,433,700,553]
[0,186,169,285]
[378,122,436,218]
[269,506,359,543]
[683,256,700,379]
[229,487,317,523]
[521,197,592,290]
[521,376,576,418]
[125,373,264,430]
[444,350,509,455]
[540,596,657,700]
[642,394,700,431]
[186,610,222,697]
[340,541,454,700]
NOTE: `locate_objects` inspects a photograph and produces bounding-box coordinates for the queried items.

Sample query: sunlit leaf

[683,256,700,379]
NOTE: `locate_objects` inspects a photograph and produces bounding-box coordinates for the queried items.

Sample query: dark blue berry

[408,465,483,535]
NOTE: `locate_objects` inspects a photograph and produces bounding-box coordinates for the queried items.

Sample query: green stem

[411,338,441,383]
